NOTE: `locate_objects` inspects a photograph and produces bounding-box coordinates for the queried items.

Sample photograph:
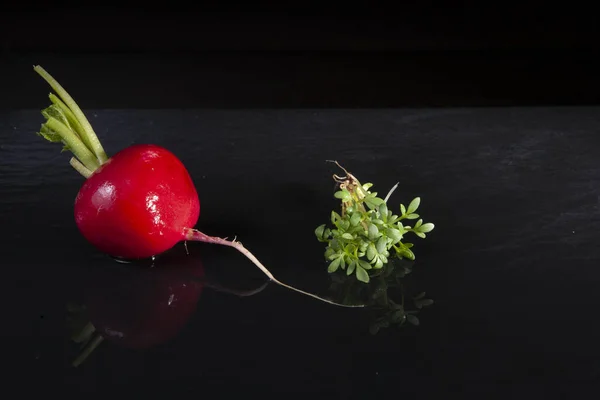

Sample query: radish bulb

[74,143,200,260]
[33,65,362,308]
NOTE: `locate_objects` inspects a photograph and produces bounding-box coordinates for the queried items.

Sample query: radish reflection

[67,247,268,367]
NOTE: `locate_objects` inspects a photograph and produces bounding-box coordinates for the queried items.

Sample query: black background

[1,4,600,108]
[2,4,600,398]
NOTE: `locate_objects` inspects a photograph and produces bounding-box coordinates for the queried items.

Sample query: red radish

[33,65,361,308]
[74,144,200,260]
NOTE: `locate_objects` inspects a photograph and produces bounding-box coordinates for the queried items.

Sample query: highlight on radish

[32,65,361,308]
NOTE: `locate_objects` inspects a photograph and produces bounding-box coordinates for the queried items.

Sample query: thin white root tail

[186,229,364,308]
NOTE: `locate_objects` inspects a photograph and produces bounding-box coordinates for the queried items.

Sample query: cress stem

[384,182,399,203]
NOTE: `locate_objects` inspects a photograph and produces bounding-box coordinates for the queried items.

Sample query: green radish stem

[70,157,93,178]
[49,93,96,154]
[44,118,100,171]
[33,65,108,166]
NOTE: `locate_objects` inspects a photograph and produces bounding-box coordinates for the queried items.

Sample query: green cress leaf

[355,264,370,283]
[328,257,342,273]
[368,224,379,240]
[419,223,435,233]
[350,212,362,226]
[407,197,420,214]
[376,236,387,254]
[347,260,356,275]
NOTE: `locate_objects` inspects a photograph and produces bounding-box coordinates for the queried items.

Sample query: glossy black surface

[4,96,600,396]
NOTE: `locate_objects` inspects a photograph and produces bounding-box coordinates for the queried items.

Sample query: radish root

[186,228,365,308]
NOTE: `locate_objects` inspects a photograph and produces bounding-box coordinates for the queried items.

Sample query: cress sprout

[315,162,435,284]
